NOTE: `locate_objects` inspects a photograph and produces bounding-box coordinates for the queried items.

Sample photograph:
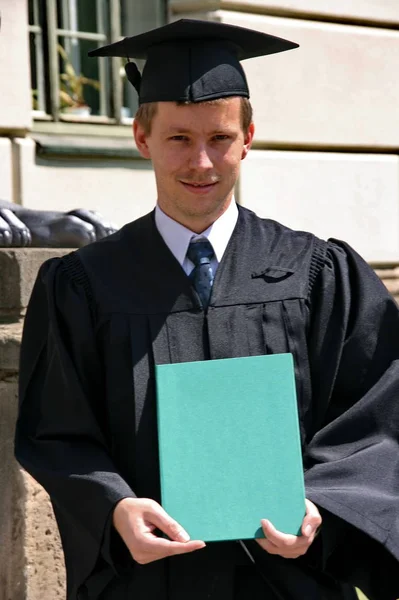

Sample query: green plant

[58,44,100,109]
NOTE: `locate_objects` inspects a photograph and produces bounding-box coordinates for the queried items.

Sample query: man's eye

[169,135,188,141]
[213,135,229,141]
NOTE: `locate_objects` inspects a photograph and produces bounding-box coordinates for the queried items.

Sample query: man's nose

[189,144,213,170]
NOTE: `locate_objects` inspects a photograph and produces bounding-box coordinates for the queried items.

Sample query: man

[15,19,399,600]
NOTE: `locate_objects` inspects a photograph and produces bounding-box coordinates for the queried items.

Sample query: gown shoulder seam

[308,238,328,299]
[61,252,96,320]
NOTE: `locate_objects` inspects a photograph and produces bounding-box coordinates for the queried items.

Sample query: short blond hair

[135,97,253,135]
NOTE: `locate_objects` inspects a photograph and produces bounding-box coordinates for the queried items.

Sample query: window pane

[80,38,103,116]
[58,36,103,116]
[121,0,165,118]
[56,0,108,79]
[28,0,48,113]
[76,0,100,34]
[56,0,108,33]
[30,32,40,110]
[56,0,110,117]
[28,0,35,25]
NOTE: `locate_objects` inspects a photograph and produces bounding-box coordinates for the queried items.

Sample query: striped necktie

[187,240,215,309]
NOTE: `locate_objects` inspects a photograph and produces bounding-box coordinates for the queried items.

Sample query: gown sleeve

[303,239,399,600]
[14,255,135,598]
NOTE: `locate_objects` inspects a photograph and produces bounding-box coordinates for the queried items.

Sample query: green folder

[155,353,306,542]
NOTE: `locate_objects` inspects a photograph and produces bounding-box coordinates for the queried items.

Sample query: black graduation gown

[15,206,399,600]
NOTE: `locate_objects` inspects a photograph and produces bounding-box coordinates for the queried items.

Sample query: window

[29,0,165,124]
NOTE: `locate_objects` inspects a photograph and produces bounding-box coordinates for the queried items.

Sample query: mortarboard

[88,19,298,105]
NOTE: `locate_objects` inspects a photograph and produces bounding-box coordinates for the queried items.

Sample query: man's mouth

[180,181,218,192]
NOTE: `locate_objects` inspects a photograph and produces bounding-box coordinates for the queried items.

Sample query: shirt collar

[155,200,238,267]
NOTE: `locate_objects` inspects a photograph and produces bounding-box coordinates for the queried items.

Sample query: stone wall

[0,249,67,600]
[1,249,398,598]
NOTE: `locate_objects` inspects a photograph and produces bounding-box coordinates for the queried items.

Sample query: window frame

[29,0,129,126]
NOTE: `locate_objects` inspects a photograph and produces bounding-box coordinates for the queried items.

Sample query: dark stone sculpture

[0,200,118,248]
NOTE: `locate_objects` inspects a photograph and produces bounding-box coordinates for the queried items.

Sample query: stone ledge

[374,266,399,279]
[0,249,70,314]
[378,278,399,301]
[374,266,399,303]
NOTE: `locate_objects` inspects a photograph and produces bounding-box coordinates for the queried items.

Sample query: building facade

[1,3,399,598]
[1,0,399,262]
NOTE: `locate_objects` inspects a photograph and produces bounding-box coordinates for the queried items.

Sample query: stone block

[374,267,399,280]
[0,382,25,600]
[0,139,13,203]
[381,278,399,297]
[170,0,399,25]
[15,138,157,228]
[175,11,399,148]
[0,249,68,314]
[0,0,32,132]
[0,464,66,600]
[0,322,23,372]
[374,266,399,304]
[22,471,66,600]
[239,150,399,263]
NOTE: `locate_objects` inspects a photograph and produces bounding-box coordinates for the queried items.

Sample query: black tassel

[125,62,141,94]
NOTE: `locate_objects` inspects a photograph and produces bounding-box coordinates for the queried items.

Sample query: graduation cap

[88,19,299,105]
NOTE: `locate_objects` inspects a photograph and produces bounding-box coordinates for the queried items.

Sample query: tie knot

[187,240,215,267]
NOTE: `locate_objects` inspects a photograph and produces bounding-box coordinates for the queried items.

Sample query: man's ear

[241,122,255,160]
[133,120,151,159]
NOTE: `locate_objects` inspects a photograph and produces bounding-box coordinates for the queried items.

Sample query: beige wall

[240,13,399,149]
[239,151,399,262]
[0,0,32,133]
[14,139,157,227]
[170,0,399,24]
[170,10,399,149]
[0,139,13,202]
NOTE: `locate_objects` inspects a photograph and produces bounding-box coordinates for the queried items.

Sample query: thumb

[150,505,191,543]
[302,499,322,537]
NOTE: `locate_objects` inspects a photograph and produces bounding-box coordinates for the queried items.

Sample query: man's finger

[134,540,205,564]
[146,535,206,556]
[256,536,307,558]
[301,499,322,538]
[135,536,205,563]
[145,503,194,543]
[260,519,299,547]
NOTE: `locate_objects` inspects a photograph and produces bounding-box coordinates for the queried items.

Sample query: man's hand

[255,499,321,559]
[113,497,206,564]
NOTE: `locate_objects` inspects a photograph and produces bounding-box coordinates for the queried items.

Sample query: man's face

[134,98,254,232]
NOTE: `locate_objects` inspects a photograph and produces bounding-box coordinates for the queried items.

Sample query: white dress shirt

[155,201,239,276]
